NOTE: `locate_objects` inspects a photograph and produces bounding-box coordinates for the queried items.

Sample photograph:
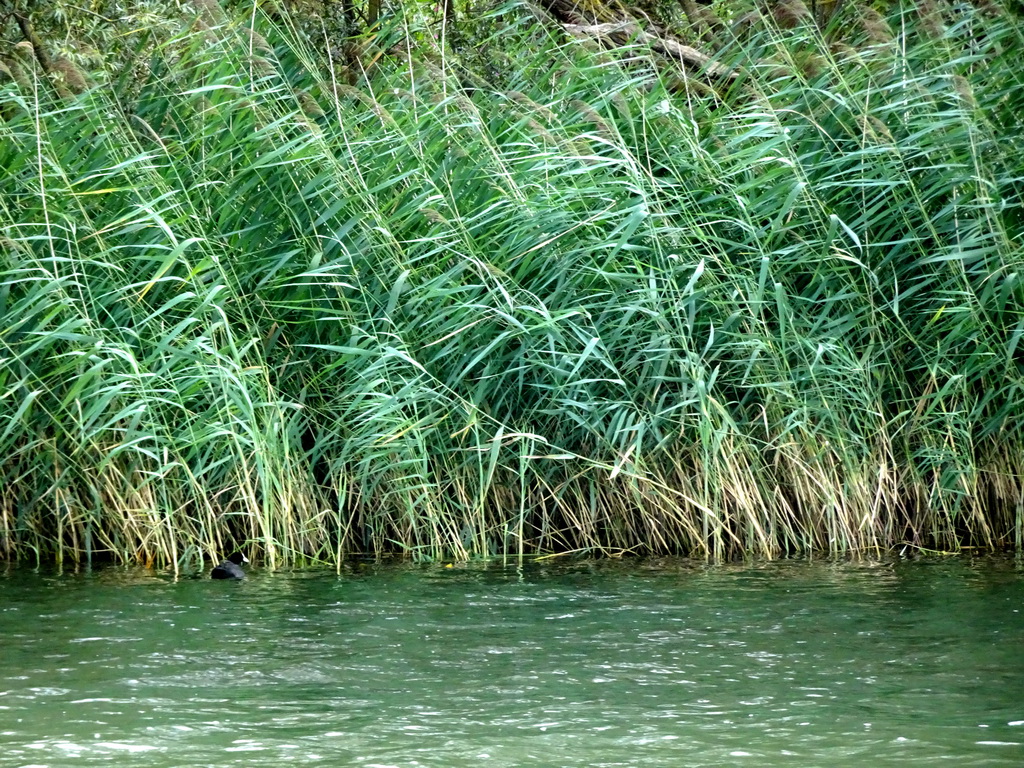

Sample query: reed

[0,1,1021,568]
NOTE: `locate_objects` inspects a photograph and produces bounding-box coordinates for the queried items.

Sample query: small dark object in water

[211,552,248,579]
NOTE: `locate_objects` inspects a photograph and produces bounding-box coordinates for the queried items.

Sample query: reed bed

[0,1,1022,567]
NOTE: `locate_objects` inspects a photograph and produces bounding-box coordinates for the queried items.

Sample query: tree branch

[14,12,53,75]
[563,22,737,81]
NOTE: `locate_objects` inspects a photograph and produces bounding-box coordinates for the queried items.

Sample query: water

[2,556,1023,767]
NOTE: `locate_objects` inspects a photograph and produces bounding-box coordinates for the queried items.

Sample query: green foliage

[0,0,1022,567]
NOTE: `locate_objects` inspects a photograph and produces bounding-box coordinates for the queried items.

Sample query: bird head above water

[211,551,249,579]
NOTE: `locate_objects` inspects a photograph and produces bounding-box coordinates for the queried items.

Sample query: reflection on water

[2,556,1023,766]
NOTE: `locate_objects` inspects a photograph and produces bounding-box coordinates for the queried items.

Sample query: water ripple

[1,556,1022,766]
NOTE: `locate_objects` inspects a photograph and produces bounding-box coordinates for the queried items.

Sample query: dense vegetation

[1,0,1022,568]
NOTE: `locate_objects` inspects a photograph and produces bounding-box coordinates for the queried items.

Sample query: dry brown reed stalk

[667,75,716,101]
[193,0,228,26]
[7,36,33,65]
[827,42,862,67]
[794,50,827,79]
[505,90,559,124]
[570,99,613,136]
[248,55,277,79]
[952,76,977,109]
[332,82,401,127]
[859,7,894,45]
[420,207,449,225]
[856,113,894,144]
[52,56,88,94]
[768,0,813,29]
[295,88,325,117]
[247,26,273,54]
[10,41,38,91]
[0,59,15,87]
[918,0,947,40]
[971,0,1005,17]
[609,90,631,121]
[526,118,558,144]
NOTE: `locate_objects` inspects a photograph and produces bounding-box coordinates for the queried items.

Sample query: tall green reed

[0,1,1021,567]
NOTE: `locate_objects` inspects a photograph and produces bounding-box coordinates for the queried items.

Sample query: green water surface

[2,556,1022,766]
